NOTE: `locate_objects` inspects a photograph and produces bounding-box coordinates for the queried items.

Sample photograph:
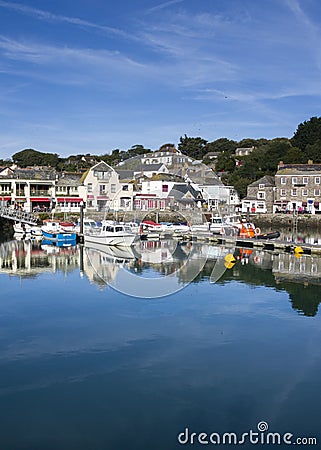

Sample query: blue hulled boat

[41,220,77,243]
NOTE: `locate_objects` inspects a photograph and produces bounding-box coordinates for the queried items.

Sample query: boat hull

[256,231,280,240]
[42,230,77,242]
[84,232,136,247]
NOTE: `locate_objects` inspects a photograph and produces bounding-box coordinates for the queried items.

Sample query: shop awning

[30,197,50,202]
[57,197,82,202]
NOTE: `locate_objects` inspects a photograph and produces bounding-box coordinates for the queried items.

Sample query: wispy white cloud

[0,34,149,87]
[145,0,185,14]
[284,0,321,68]
[0,0,132,40]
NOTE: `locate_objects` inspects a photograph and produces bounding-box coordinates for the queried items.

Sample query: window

[257,191,265,199]
[99,184,106,194]
[292,177,298,184]
[111,184,116,193]
[314,189,320,196]
[303,177,308,184]
[281,177,286,185]
[122,185,129,191]
[162,184,168,192]
[259,184,265,189]
[87,183,92,193]
[302,189,308,196]
[280,189,286,196]
[291,188,297,196]
[315,177,320,184]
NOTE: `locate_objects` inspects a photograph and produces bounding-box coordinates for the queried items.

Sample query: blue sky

[1,0,321,159]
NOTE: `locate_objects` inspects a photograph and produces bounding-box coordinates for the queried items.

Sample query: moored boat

[41,220,77,243]
[256,230,281,240]
[84,221,136,246]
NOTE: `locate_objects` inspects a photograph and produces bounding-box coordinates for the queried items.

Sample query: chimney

[278,161,284,170]
[308,159,313,165]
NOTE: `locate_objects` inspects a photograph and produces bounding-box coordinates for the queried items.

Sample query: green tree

[283,146,306,164]
[178,135,208,159]
[12,149,59,167]
[291,116,321,151]
[304,142,321,162]
[206,138,237,155]
[215,152,236,172]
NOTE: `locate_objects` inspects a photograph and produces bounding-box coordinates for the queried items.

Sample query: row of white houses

[5,158,319,217]
[0,160,239,214]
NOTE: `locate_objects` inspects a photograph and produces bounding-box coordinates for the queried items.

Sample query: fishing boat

[84,221,136,246]
[233,219,280,240]
[41,220,77,243]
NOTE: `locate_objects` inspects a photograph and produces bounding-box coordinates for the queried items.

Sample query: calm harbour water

[0,235,320,449]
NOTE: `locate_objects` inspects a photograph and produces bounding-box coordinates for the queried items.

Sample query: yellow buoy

[224,253,236,263]
[224,261,236,269]
[294,246,304,255]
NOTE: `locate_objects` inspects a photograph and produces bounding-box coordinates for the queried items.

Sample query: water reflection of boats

[84,241,136,261]
[83,243,135,286]
[0,240,79,276]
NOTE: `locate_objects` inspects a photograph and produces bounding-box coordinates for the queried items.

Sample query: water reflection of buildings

[0,240,79,277]
[273,253,321,286]
[228,248,321,317]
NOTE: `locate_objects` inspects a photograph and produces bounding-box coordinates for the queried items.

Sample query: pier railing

[0,206,38,225]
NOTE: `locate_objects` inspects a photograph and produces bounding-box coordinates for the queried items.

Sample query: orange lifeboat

[238,222,256,238]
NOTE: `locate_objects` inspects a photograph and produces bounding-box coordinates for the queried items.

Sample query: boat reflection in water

[1,238,321,315]
[83,241,136,287]
[0,239,79,277]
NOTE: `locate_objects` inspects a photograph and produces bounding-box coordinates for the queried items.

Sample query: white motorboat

[84,221,136,246]
[14,222,42,237]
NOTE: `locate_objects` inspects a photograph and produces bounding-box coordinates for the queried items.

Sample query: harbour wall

[254,213,321,231]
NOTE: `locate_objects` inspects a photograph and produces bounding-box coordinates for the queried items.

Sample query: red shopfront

[30,197,51,212]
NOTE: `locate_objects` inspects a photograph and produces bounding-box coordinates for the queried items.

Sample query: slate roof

[56,173,83,186]
[277,164,321,175]
[6,167,57,180]
[248,175,275,187]
[116,169,135,181]
[135,163,165,172]
[168,183,202,201]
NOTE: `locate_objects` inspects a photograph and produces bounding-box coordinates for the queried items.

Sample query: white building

[81,161,135,212]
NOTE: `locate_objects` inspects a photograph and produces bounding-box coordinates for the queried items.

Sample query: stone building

[274,162,321,214]
[241,175,275,213]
